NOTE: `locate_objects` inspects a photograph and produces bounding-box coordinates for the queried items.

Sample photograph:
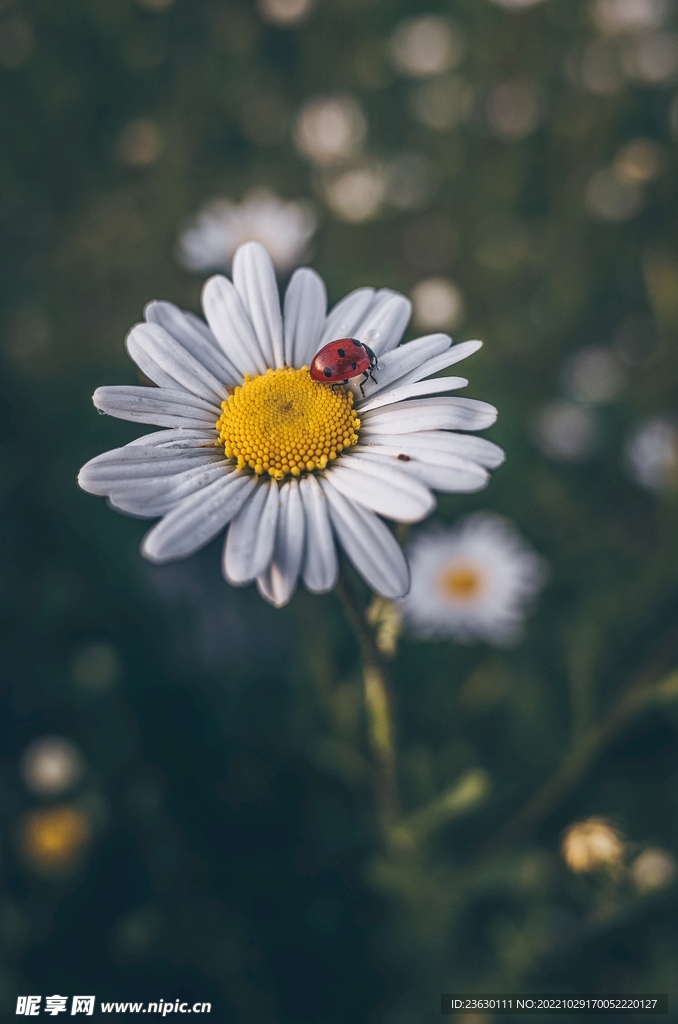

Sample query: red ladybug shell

[309,338,376,384]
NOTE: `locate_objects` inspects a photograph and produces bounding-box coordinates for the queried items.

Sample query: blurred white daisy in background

[294,95,367,165]
[591,0,672,36]
[531,400,601,462]
[401,513,546,644]
[485,79,541,140]
[79,241,504,608]
[570,2,678,93]
[486,0,546,10]
[630,847,677,891]
[177,189,317,275]
[319,153,434,224]
[624,416,678,489]
[585,165,645,222]
[624,30,678,83]
[389,16,465,78]
[135,0,176,11]
[21,737,85,797]
[563,345,627,404]
[320,163,388,223]
[410,277,465,332]
[256,0,315,28]
[614,137,665,183]
[565,38,627,95]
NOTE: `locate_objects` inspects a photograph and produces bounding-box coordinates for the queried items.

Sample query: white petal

[78,445,219,495]
[353,289,412,357]
[126,428,216,449]
[398,459,488,493]
[392,340,483,390]
[145,301,240,386]
[93,386,220,428]
[223,478,279,585]
[357,375,467,413]
[361,397,498,435]
[326,453,435,523]
[318,288,375,349]
[126,322,228,404]
[360,430,505,469]
[256,479,305,607]
[201,275,268,377]
[298,475,338,593]
[124,326,181,392]
[353,449,488,494]
[232,241,283,369]
[358,333,452,399]
[141,471,255,563]
[283,268,327,368]
[321,479,410,599]
[109,462,230,517]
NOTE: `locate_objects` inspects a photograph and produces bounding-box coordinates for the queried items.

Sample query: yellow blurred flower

[561,817,625,874]
[21,806,91,874]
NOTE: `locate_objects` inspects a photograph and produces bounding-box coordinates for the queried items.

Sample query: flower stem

[336,569,400,834]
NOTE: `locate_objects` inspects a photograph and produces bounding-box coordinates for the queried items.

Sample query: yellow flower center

[438,563,484,603]
[216,366,361,481]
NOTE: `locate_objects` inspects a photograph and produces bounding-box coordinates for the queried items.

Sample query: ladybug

[309,338,378,397]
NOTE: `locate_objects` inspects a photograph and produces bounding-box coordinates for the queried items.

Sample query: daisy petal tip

[446,338,484,365]
[303,578,338,597]
[140,534,182,566]
[232,239,276,276]
[468,475,491,494]
[123,322,146,359]
[235,239,269,258]
[200,273,228,303]
[76,466,95,494]
[92,388,107,412]
[222,573,250,588]
[379,576,410,601]
[256,579,293,609]
[139,539,165,565]
[410,498,437,523]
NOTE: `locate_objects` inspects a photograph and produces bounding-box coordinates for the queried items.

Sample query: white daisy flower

[177,189,317,275]
[624,416,678,490]
[79,241,504,608]
[401,513,546,644]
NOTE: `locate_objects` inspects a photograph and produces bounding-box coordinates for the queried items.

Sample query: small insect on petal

[310,338,378,396]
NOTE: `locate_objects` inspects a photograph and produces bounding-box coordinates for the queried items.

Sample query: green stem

[336,569,400,833]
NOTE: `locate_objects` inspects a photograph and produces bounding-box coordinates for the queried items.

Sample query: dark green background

[2,0,678,1020]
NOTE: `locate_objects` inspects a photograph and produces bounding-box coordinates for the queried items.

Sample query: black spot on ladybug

[323,367,332,378]
[397,453,411,461]
[337,348,345,358]
[351,362,357,370]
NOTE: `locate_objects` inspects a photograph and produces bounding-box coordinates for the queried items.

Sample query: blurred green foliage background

[2,0,678,1020]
